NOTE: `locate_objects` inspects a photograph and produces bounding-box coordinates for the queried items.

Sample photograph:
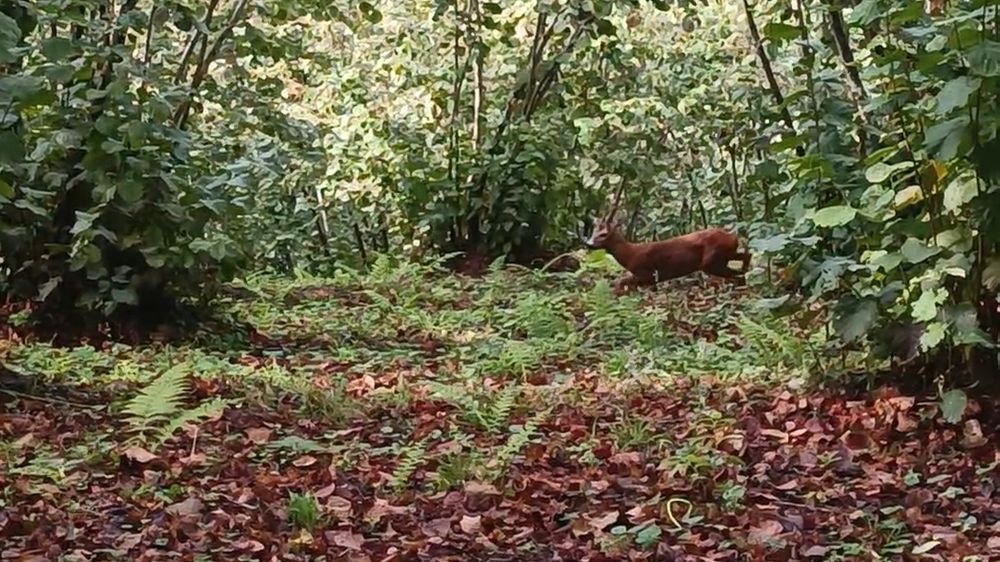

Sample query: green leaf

[900,238,941,264]
[968,40,1000,77]
[939,389,966,424]
[40,37,75,61]
[483,2,502,14]
[942,173,978,213]
[923,117,969,160]
[0,13,19,53]
[595,19,616,36]
[0,75,46,102]
[946,303,993,347]
[849,0,882,25]
[763,22,799,42]
[0,131,25,163]
[0,178,13,199]
[634,523,661,547]
[919,321,946,351]
[755,295,791,311]
[70,211,99,236]
[912,288,946,322]
[865,161,911,184]
[935,77,980,115]
[118,180,144,204]
[38,276,61,301]
[111,287,139,306]
[358,2,382,23]
[983,256,1000,290]
[834,300,878,343]
[812,205,856,227]
[867,250,903,272]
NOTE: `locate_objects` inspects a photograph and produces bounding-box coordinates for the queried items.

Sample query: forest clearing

[2,262,997,560]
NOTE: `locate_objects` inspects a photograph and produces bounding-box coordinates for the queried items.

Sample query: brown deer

[584,183,750,294]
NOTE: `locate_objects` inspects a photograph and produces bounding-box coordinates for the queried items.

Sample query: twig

[0,389,104,410]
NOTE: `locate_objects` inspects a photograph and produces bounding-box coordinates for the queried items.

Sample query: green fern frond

[390,440,426,494]
[154,397,229,448]
[123,365,190,432]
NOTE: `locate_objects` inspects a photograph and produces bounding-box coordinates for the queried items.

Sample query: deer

[584,181,751,294]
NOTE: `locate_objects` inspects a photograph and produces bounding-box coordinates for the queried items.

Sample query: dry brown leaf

[589,510,620,533]
[459,514,482,534]
[961,419,988,449]
[328,496,353,519]
[292,455,317,467]
[328,530,365,550]
[245,427,272,444]
[748,520,784,544]
[166,497,204,517]
[760,429,789,442]
[232,537,266,552]
[314,482,337,499]
[802,545,829,557]
[774,479,799,491]
[122,446,157,464]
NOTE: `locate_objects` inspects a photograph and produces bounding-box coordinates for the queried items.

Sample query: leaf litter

[0,272,998,561]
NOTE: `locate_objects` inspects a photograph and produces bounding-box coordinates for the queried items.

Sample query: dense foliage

[3,0,1000,372]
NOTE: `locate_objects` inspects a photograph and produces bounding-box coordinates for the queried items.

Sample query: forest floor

[1,256,998,562]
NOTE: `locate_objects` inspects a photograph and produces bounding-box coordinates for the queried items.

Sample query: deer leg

[614,273,654,295]
[733,251,751,273]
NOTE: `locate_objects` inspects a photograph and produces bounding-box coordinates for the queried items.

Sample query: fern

[488,415,541,481]
[123,365,229,449]
[123,365,190,437]
[154,398,228,448]
[480,384,518,433]
[390,440,426,494]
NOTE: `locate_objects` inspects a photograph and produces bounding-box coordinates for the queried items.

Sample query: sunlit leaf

[934,76,980,115]
[900,238,941,264]
[942,173,978,213]
[812,205,856,227]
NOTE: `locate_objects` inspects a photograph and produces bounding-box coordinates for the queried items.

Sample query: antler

[606,177,628,222]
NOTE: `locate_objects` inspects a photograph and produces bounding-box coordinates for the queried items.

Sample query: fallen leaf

[774,479,799,491]
[760,429,789,442]
[802,545,828,557]
[327,530,364,550]
[459,514,482,534]
[328,496,353,519]
[13,432,34,448]
[912,540,941,554]
[122,446,157,464]
[232,537,265,552]
[314,482,337,499]
[293,455,317,467]
[245,427,272,444]
[608,451,641,465]
[589,510,620,532]
[421,517,452,537]
[166,497,204,517]
[961,419,987,449]
[748,520,784,544]
[464,481,499,495]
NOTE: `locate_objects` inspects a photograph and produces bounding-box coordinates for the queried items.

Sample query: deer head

[585,215,619,249]
[585,179,627,250]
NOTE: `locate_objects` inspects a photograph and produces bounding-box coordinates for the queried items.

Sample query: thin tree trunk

[828,8,866,98]
[741,0,804,156]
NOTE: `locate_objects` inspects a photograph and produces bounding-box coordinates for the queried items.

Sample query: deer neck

[604,232,637,268]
